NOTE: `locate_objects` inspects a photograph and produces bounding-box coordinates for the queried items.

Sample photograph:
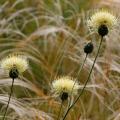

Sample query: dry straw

[1,54,28,120]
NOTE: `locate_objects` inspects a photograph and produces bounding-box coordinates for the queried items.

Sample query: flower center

[98,24,108,37]
[9,67,19,79]
[61,92,68,101]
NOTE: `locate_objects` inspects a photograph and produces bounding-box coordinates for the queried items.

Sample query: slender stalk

[68,54,88,107]
[62,37,103,120]
[57,101,63,120]
[2,78,15,120]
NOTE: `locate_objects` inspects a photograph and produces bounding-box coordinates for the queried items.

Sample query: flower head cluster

[52,76,79,99]
[87,10,117,36]
[1,54,28,78]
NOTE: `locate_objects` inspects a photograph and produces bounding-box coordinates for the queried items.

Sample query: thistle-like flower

[1,54,28,79]
[52,76,79,101]
[87,10,117,36]
[1,54,28,120]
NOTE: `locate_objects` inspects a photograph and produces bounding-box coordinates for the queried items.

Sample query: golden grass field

[0,0,120,120]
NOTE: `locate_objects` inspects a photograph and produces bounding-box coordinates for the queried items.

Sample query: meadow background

[0,0,120,120]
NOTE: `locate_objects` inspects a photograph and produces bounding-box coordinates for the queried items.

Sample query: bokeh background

[0,0,120,120]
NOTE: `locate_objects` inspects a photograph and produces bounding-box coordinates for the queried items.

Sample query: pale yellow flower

[87,10,117,32]
[52,76,79,96]
[1,54,28,74]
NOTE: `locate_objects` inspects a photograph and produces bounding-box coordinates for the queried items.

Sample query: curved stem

[2,78,14,120]
[57,101,63,120]
[62,37,103,120]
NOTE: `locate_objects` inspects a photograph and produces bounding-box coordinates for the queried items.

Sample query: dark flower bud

[98,25,108,37]
[61,92,68,101]
[84,42,94,54]
[9,68,19,79]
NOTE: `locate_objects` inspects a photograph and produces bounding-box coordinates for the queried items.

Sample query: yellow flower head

[52,76,79,96]
[87,10,117,34]
[1,54,28,74]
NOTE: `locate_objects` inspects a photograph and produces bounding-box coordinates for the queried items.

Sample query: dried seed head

[84,42,94,54]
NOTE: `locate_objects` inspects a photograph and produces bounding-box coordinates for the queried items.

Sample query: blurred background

[0,0,120,120]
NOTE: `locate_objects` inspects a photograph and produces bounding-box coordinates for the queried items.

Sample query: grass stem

[62,37,103,120]
[2,78,15,120]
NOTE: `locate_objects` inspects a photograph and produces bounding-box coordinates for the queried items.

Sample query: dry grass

[0,0,120,120]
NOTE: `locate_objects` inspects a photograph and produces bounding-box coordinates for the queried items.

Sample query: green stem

[62,37,103,120]
[2,78,14,120]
